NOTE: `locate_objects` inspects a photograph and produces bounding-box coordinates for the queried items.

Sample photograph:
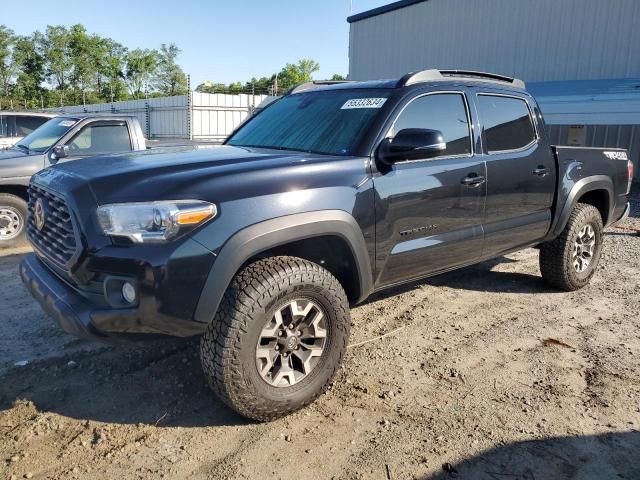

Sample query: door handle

[532,166,549,177]
[461,174,486,187]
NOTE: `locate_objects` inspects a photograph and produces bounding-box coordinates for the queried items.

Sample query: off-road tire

[540,203,604,291]
[0,193,28,249]
[200,256,350,421]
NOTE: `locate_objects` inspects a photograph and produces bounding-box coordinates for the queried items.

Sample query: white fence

[46,92,273,142]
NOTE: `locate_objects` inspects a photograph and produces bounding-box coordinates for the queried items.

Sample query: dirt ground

[1,194,640,480]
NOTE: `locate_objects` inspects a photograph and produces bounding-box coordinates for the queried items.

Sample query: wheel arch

[193,210,373,324]
[0,184,29,202]
[550,176,613,238]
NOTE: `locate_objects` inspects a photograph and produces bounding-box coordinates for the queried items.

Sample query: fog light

[122,282,137,304]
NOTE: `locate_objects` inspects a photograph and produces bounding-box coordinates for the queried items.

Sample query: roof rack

[288,80,355,95]
[397,69,526,89]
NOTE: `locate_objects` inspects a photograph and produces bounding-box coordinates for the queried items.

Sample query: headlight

[97,200,216,243]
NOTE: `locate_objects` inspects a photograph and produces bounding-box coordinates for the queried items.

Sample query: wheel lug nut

[275,345,280,350]
[296,330,301,336]
[278,331,283,337]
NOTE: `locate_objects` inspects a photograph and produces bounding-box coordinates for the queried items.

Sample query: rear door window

[0,115,16,137]
[477,95,536,152]
[67,122,132,155]
[15,116,49,136]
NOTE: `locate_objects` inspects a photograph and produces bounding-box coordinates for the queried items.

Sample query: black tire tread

[539,203,603,291]
[200,256,350,421]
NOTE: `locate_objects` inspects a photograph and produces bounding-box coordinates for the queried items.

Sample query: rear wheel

[200,256,350,421]
[539,203,604,291]
[0,194,28,249]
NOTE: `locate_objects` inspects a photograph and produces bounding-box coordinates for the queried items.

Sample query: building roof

[347,0,428,23]
[529,78,640,125]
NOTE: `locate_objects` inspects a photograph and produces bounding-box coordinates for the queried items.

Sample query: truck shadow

[423,430,640,479]
[0,338,250,428]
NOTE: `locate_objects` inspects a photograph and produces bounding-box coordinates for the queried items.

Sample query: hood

[34,144,342,205]
[0,148,44,178]
[0,147,30,161]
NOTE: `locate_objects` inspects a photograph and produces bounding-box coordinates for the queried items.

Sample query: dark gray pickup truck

[0,114,146,247]
[20,70,632,421]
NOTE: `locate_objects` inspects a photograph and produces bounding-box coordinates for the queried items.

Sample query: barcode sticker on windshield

[59,120,76,127]
[341,98,387,110]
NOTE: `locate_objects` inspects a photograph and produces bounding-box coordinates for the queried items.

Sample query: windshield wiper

[235,144,329,155]
[14,144,30,153]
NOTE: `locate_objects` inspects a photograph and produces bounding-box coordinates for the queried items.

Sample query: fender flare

[550,175,614,238]
[193,210,373,324]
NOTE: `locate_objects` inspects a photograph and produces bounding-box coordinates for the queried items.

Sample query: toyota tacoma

[20,70,633,421]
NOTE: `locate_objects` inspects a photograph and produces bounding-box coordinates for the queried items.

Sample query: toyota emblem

[34,198,46,231]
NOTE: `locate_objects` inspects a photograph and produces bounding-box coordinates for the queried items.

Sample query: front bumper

[20,253,207,342]
[20,254,107,341]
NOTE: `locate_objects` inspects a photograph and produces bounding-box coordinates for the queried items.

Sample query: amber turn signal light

[176,205,216,225]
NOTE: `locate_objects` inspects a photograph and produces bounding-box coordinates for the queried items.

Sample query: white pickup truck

[0,112,57,149]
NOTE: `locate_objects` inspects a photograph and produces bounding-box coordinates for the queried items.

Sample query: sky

[3,0,391,87]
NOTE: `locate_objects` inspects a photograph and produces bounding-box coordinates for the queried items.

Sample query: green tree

[92,38,128,102]
[276,58,320,93]
[41,25,71,105]
[0,25,15,102]
[155,43,187,96]
[12,34,46,108]
[68,24,96,104]
[330,74,346,81]
[125,48,157,98]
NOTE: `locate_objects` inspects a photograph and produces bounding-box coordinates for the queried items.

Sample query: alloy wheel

[573,224,596,273]
[256,298,327,387]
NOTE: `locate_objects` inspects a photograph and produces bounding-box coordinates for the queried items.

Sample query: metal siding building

[348,0,640,176]
[348,0,640,82]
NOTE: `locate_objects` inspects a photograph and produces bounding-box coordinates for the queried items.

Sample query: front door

[473,91,556,257]
[57,120,133,164]
[373,90,486,288]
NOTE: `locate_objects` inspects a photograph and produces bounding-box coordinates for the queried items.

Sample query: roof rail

[288,80,355,95]
[397,69,526,89]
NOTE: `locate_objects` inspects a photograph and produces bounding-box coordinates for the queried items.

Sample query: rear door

[474,90,556,257]
[0,115,16,148]
[373,89,486,287]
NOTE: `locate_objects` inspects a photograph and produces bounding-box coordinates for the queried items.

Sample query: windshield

[227,90,390,155]
[15,117,79,153]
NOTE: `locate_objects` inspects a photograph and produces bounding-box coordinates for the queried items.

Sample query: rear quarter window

[477,95,536,153]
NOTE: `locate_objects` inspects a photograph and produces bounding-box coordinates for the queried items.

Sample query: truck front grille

[27,184,78,265]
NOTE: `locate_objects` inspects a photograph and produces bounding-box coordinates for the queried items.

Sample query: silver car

[0,112,57,149]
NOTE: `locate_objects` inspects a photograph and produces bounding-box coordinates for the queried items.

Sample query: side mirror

[377,128,446,164]
[49,145,69,163]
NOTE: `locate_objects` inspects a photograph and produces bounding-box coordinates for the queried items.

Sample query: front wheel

[0,194,28,249]
[200,256,350,421]
[539,203,604,291]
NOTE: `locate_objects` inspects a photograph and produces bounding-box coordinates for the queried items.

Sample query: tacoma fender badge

[399,224,439,237]
[604,151,628,161]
